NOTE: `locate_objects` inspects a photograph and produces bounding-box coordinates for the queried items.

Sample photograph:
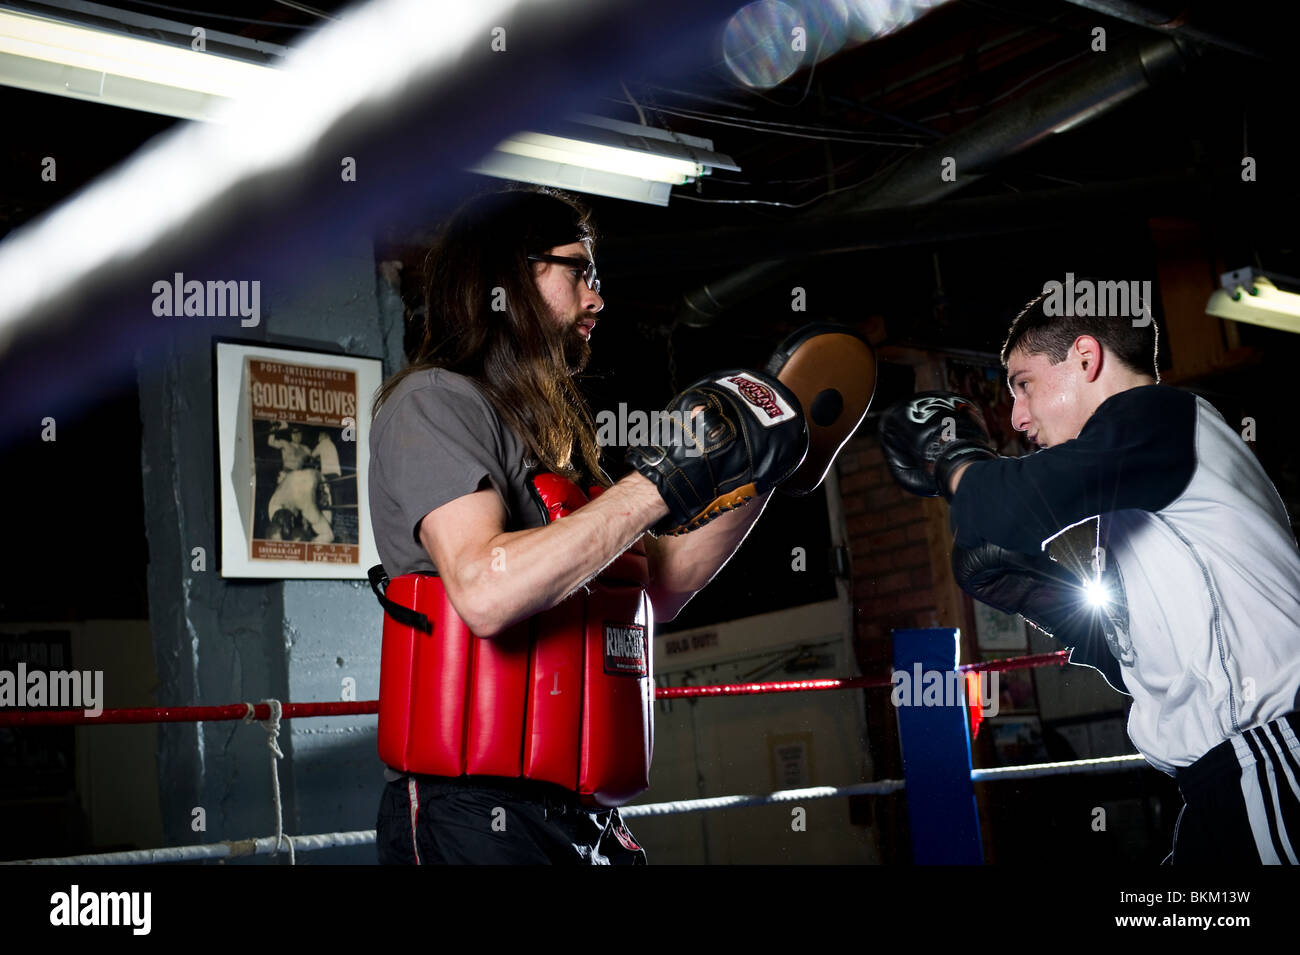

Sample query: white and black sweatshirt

[950,384,1300,774]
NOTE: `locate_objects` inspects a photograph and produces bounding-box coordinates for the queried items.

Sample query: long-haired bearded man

[367,186,824,864]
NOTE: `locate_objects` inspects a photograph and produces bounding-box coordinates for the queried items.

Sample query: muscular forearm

[468,472,667,636]
[648,489,772,619]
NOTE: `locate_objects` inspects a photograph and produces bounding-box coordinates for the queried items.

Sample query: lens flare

[1083,577,1110,609]
[722,0,806,89]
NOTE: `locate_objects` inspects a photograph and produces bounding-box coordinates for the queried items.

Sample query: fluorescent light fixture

[495,132,701,185]
[0,8,279,121]
[1206,268,1300,334]
[0,8,735,202]
[468,113,740,206]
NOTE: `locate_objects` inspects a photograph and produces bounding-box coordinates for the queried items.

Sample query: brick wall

[839,433,942,646]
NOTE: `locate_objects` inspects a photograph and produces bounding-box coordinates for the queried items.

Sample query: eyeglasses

[527,254,600,295]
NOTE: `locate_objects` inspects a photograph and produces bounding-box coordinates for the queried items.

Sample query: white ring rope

[618,781,905,818]
[970,754,1149,781]
[4,831,377,866]
[2,754,1155,863]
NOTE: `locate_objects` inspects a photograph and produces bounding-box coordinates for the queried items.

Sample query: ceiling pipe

[675,34,1195,327]
[1058,0,1271,61]
[602,175,1224,272]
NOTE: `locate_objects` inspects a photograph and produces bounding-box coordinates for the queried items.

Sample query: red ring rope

[656,675,889,699]
[0,700,378,727]
[0,650,1072,726]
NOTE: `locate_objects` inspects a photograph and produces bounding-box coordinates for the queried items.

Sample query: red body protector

[371,473,654,808]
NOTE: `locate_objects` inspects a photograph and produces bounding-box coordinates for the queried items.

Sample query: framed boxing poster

[213,339,382,579]
[972,599,1028,651]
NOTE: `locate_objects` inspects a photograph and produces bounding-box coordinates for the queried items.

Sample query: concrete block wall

[137,235,405,863]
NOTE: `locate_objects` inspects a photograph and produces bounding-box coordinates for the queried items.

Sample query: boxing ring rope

[0,699,378,727]
[0,650,1076,725]
[5,753,1154,865]
[618,781,907,817]
[5,831,380,866]
[971,754,1148,781]
[1,638,1137,864]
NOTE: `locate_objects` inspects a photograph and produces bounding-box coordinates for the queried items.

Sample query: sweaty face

[1005,345,1091,449]
[532,240,603,374]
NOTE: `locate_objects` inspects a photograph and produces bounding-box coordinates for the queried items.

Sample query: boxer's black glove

[953,540,1127,693]
[878,391,997,500]
[952,541,1098,641]
[626,369,808,536]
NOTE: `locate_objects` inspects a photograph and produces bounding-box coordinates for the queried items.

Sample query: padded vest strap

[368,563,433,635]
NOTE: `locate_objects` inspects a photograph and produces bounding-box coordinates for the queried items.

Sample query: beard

[557,320,591,374]
[537,303,592,376]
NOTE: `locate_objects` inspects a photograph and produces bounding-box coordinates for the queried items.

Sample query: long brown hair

[374,186,608,487]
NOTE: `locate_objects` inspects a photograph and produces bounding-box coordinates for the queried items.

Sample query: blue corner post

[891,628,983,864]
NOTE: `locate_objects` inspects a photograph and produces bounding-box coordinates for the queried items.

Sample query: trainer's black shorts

[376,773,647,865]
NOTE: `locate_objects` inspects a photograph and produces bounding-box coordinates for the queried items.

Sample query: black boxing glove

[952,540,1127,693]
[952,541,1092,638]
[878,391,997,500]
[626,369,808,536]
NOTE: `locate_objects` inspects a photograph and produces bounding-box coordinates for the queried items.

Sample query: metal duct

[677,34,1194,326]
[1059,1,1270,60]
[603,175,1218,272]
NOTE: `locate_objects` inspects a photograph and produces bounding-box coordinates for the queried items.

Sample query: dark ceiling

[2,0,1298,410]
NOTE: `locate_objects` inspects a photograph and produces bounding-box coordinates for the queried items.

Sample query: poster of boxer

[249,361,359,562]
[215,340,382,578]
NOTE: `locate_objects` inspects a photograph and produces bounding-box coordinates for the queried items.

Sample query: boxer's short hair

[1000,282,1158,376]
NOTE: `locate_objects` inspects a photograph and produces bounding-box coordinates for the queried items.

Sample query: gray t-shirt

[369,367,548,577]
